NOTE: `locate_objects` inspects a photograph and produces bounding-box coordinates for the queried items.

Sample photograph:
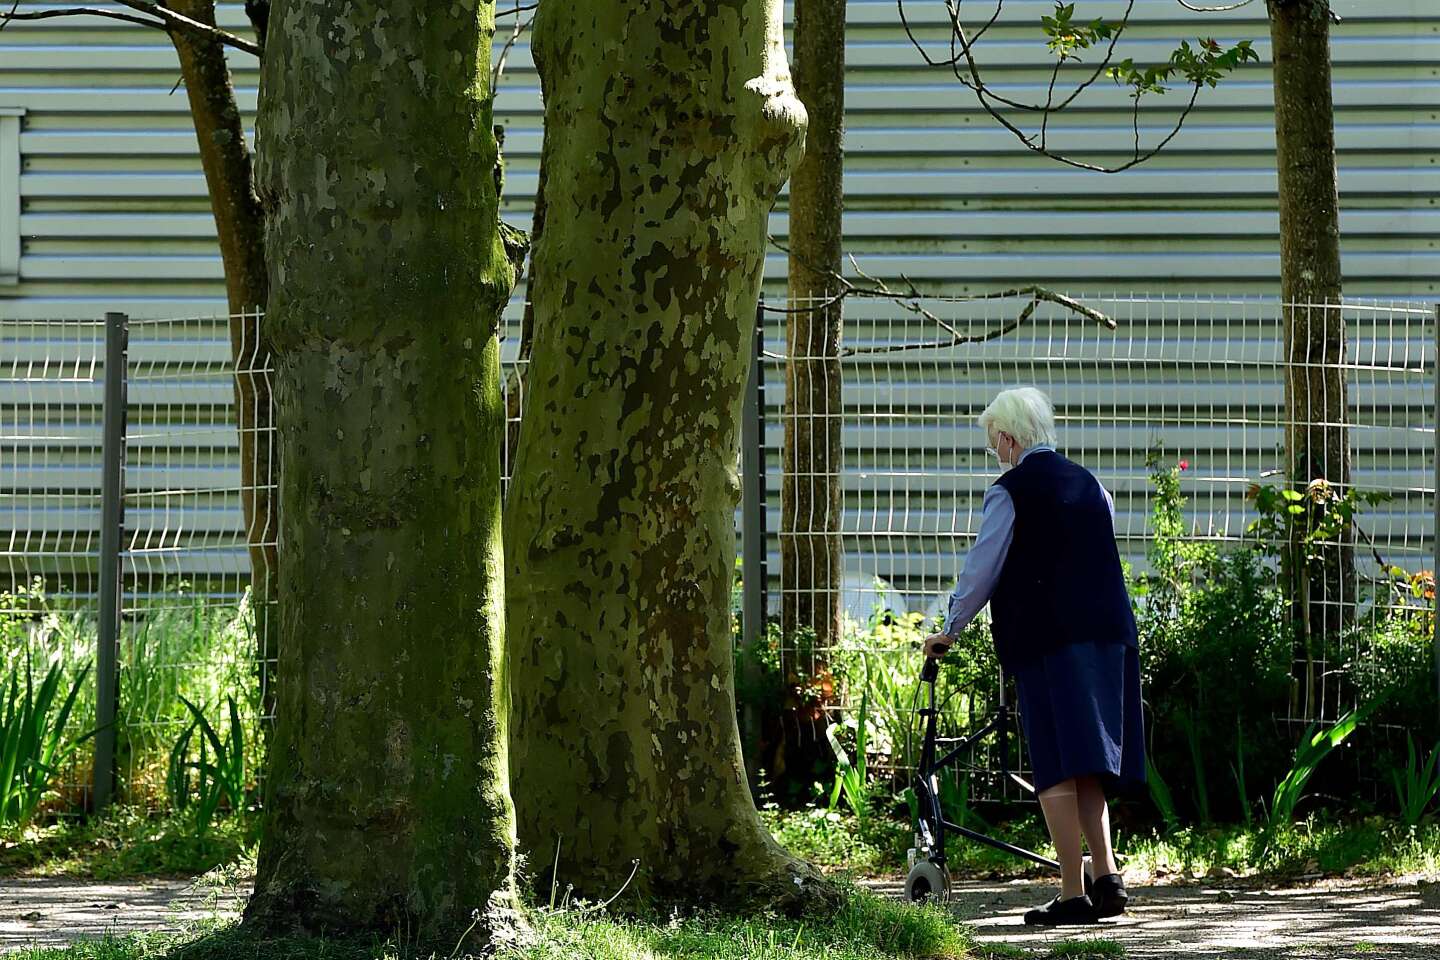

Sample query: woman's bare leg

[1037,779,1086,899]
[1076,774,1119,877]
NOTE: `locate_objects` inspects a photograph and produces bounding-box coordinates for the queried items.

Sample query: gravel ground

[0,876,244,952]
[867,874,1440,959]
[0,874,1437,957]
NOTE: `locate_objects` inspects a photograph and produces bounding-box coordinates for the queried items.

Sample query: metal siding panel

[1,0,1437,588]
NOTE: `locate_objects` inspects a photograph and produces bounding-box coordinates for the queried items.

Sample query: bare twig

[496,1,538,16]
[1175,0,1256,10]
[899,0,1235,173]
[764,235,1114,358]
[850,255,965,336]
[492,0,536,90]
[0,0,262,56]
[1,5,167,31]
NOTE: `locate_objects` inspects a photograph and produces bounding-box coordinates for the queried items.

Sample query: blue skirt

[1013,640,1147,795]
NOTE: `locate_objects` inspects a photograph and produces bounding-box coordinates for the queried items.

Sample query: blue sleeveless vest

[989,450,1138,671]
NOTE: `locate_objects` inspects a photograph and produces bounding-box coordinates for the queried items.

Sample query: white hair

[978,387,1057,450]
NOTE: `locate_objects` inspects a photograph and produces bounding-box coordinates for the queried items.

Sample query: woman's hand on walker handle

[923,632,954,659]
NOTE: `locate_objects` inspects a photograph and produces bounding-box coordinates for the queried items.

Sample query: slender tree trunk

[165,1,279,723]
[244,0,523,944]
[772,0,847,802]
[505,0,832,910]
[782,0,845,649]
[1268,0,1351,713]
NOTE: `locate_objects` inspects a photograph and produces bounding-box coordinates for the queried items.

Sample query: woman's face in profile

[986,430,1018,470]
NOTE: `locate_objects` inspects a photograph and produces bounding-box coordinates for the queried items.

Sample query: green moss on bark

[245,0,522,946]
[505,0,835,912]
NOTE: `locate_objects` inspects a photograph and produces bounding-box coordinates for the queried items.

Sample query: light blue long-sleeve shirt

[940,445,1114,638]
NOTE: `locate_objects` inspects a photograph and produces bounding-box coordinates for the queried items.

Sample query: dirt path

[0,876,244,951]
[1,875,1437,957]
[868,875,1440,959]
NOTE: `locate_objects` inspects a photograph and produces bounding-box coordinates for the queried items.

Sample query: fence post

[1434,303,1439,735]
[94,311,127,811]
[740,298,767,788]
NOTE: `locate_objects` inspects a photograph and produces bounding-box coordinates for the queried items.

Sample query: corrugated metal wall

[1,1,1437,603]
[0,0,1436,317]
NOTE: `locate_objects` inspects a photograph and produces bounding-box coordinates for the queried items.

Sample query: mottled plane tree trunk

[504,0,832,910]
[244,0,523,944]
[1268,0,1351,709]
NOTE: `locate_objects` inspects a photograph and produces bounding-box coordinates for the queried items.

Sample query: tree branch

[763,235,1115,358]
[1,5,165,30]
[492,0,536,90]
[900,0,1247,173]
[0,0,262,57]
[1174,0,1256,10]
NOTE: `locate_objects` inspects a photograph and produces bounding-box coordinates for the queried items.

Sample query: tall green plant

[1231,721,1252,827]
[0,656,91,825]
[166,695,248,837]
[1176,709,1211,823]
[826,685,872,824]
[1392,735,1440,827]
[1146,755,1180,834]
[1263,708,1365,852]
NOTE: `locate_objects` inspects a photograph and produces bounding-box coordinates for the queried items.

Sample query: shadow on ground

[2,874,1437,958]
[867,876,1440,959]
[0,877,244,950]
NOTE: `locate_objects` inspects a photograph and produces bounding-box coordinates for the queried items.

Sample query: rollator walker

[905,656,1093,902]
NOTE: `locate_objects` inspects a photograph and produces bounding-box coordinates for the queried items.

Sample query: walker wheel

[904,860,951,904]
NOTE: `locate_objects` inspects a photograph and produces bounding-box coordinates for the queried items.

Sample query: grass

[9,885,974,960]
[1,582,266,814]
[765,804,1440,885]
[0,805,256,879]
[1043,942,1125,958]
[968,940,1126,960]
[1124,816,1440,880]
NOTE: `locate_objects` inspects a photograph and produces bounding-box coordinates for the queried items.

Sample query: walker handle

[920,657,940,683]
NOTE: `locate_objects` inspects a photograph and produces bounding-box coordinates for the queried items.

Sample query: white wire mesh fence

[116,313,277,804]
[3,294,1437,814]
[2,318,107,807]
[759,293,1439,802]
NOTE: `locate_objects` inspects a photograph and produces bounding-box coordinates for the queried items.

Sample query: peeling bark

[244,0,522,944]
[1268,0,1352,686]
[165,0,278,723]
[505,0,834,910]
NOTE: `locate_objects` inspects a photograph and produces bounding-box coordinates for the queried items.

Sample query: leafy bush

[1135,457,1294,823]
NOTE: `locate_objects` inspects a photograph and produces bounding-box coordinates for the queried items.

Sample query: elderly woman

[924,387,1145,927]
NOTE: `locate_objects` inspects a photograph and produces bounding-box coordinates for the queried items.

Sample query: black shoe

[1090,873,1128,918]
[1023,894,1099,926]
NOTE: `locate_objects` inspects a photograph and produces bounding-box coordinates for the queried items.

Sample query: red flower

[1178,459,1190,471]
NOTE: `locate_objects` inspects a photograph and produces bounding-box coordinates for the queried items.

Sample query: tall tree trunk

[505,0,831,910]
[1268,0,1351,715]
[773,0,846,802]
[165,1,279,724]
[244,0,523,944]
[782,0,845,649]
